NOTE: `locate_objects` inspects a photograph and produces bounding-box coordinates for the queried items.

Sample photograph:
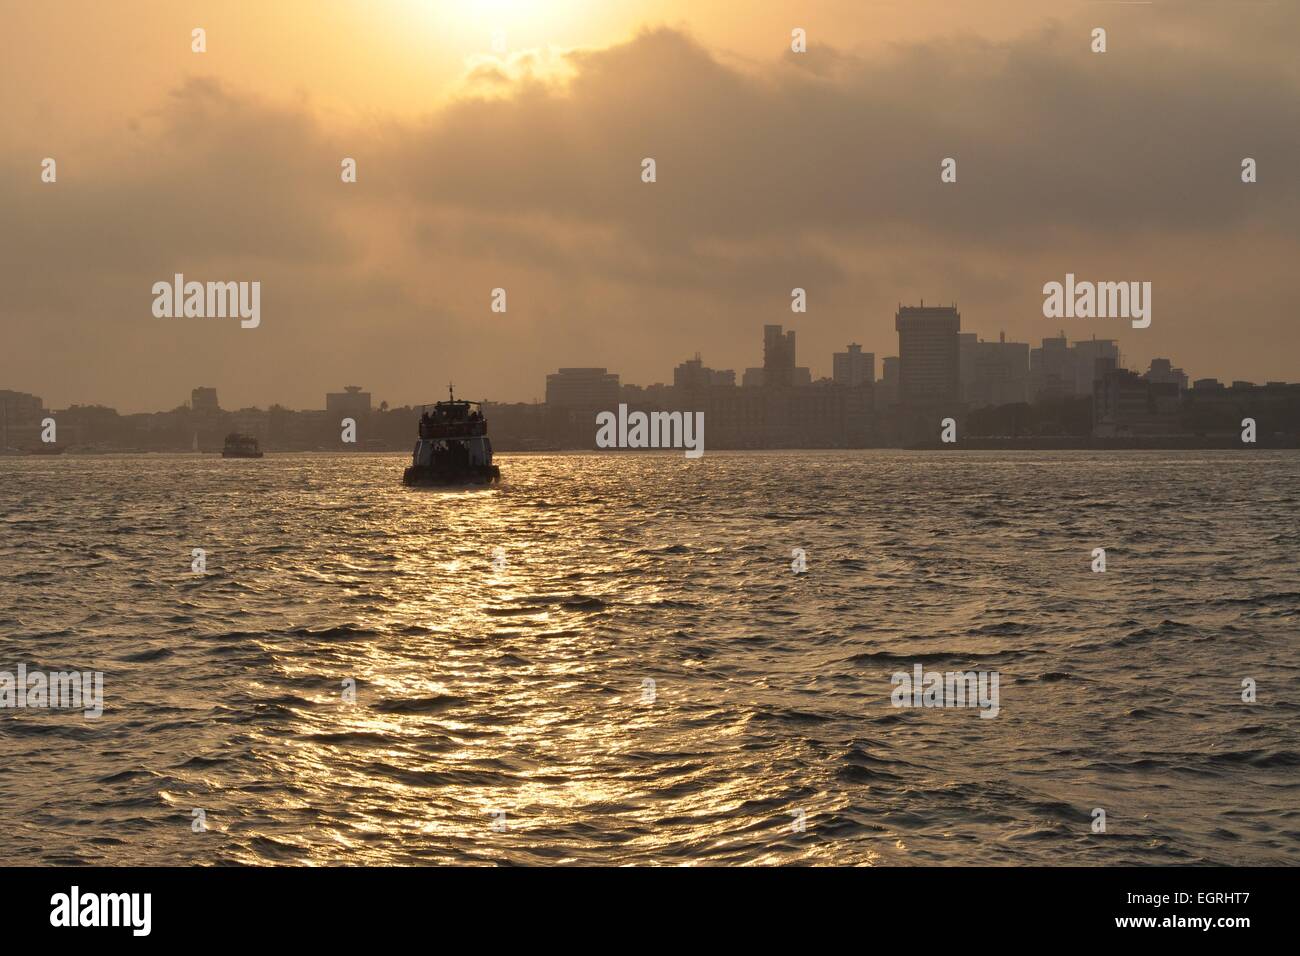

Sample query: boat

[27,444,66,455]
[403,386,500,486]
[221,433,264,458]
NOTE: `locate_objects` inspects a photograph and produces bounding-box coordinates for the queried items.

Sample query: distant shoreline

[8,443,1298,457]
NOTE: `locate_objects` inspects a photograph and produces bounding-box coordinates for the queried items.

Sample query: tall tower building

[763,325,796,388]
[879,357,901,405]
[895,305,960,404]
[326,385,372,419]
[191,386,219,414]
[833,343,874,387]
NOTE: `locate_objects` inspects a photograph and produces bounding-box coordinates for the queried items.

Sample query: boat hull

[221,450,264,459]
[403,464,499,487]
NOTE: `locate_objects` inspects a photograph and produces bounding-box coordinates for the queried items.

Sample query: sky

[2,0,1298,412]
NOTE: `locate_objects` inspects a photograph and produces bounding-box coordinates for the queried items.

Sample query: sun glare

[400,0,584,40]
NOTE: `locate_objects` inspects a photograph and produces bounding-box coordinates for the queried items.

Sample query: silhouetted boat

[221,433,264,458]
[27,444,66,455]
[403,387,500,486]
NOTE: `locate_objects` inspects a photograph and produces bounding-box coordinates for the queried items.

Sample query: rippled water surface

[2,451,1298,865]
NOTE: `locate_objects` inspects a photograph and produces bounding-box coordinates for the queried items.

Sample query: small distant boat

[403,386,500,486]
[221,433,264,458]
[27,444,66,455]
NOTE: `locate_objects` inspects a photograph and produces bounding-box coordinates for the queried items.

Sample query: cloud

[392,25,1299,242]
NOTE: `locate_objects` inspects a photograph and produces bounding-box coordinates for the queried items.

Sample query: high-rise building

[1143,358,1188,392]
[673,354,736,391]
[0,389,45,449]
[0,389,45,427]
[959,331,1029,408]
[833,343,874,387]
[674,354,710,391]
[958,332,978,396]
[742,368,765,388]
[326,385,371,420]
[545,368,620,411]
[763,325,796,388]
[878,357,900,405]
[895,304,960,404]
[191,387,219,414]
[1030,334,1070,400]
[1030,335,1119,399]
[1069,338,1120,397]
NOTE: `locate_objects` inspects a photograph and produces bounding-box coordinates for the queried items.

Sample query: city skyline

[7,308,1294,455]
[2,317,1265,418]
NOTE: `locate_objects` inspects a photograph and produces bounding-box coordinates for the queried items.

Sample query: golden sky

[3,1,1298,410]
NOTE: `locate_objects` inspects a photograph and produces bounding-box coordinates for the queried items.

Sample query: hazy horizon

[4,0,1298,413]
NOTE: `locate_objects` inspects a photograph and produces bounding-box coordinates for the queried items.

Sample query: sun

[458,0,550,20]
[398,0,583,40]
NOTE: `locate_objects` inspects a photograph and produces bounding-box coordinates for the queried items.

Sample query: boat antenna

[448,382,454,402]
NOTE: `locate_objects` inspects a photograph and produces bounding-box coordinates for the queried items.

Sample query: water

[2,451,1297,865]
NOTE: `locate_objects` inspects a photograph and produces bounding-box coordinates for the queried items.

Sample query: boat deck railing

[419,421,487,439]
